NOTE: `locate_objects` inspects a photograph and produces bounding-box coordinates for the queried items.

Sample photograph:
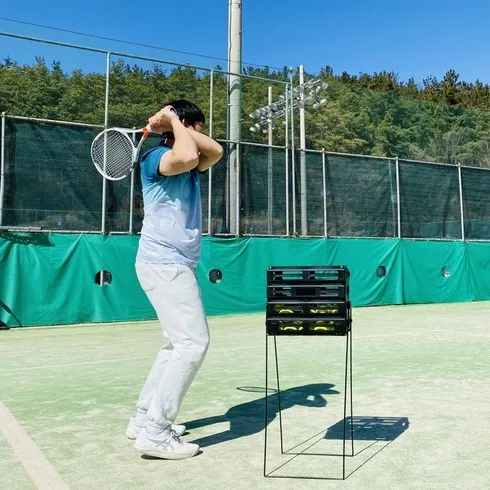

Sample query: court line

[0,347,264,373]
[1,324,488,358]
[0,402,69,490]
[0,340,281,373]
[0,356,155,373]
[1,325,488,374]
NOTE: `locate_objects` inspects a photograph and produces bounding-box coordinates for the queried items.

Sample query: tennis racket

[90,108,177,180]
[90,124,153,180]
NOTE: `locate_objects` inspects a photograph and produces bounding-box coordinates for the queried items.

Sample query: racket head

[91,128,137,181]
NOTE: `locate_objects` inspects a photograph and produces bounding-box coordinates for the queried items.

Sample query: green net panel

[2,119,102,231]
[3,118,490,240]
[398,160,461,239]
[461,166,490,240]
[240,143,288,235]
[292,150,326,236]
[324,154,397,237]
[202,142,227,235]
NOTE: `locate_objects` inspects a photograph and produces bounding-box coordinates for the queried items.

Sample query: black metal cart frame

[264,266,354,480]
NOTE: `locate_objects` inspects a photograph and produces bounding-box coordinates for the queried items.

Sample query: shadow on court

[186,383,340,448]
[264,416,410,480]
[325,415,409,442]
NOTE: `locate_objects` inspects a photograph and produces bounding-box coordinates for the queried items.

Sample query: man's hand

[148,106,178,132]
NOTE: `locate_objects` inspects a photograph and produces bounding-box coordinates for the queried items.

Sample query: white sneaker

[126,417,186,440]
[133,427,199,460]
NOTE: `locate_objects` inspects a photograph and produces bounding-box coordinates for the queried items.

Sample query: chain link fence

[2,115,490,240]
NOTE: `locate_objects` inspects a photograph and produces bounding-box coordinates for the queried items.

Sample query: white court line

[0,344,269,373]
[0,402,69,490]
[2,322,488,357]
[0,356,155,373]
[0,345,269,374]
[1,326,487,375]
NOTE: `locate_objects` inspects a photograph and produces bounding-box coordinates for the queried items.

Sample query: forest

[2,56,490,167]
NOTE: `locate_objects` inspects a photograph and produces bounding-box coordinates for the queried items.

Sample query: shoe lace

[168,428,181,443]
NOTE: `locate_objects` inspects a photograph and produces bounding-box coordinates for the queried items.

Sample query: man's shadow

[186,383,339,448]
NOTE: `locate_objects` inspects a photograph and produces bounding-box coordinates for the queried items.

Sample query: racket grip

[146,107,177,134]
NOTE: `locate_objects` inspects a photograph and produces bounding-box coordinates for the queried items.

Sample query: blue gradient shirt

[136,145,202,267]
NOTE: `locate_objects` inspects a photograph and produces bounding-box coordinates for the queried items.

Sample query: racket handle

[145,107,177,134]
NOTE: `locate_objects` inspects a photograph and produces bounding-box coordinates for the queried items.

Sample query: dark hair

[161,99,205,145]
[166,99,205,126]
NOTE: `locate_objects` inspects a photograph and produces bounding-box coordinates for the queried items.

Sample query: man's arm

[187,128,224,172]
[148,107,200,176]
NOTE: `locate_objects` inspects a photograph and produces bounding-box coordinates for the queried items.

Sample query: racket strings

[91,130,135,180]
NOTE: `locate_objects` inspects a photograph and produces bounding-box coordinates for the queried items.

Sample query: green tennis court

[1,301,489,489]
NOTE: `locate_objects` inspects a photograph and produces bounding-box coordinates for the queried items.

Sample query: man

[127,100,223,459]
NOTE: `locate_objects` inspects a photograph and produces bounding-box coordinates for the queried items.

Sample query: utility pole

[299,64,307,236]
[227,0,242,235]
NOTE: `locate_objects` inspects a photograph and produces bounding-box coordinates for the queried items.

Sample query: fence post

[208,70,214,235]
[0,112,6,227]
[267,86,273,235]
[458,162,465,241]
[285,83,290,236]
[289,71,297,234]
[299,65,308,236]
[395,156,401,238]
[236,140,240,235]
[101,51,111,234]
[322,149,327,238]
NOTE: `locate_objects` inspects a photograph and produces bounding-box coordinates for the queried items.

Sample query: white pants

[135,261,210,429]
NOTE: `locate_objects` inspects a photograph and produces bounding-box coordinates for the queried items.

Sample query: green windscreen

[3,120,101,230]
[324,154,397,238]
[240,144,288,235]
[399,160,461,239]
[4,118,490,239]
[1,234,488,327]
[461,166,490,240]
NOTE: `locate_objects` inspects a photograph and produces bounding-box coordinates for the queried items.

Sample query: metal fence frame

[0,31,291,235]
[2,112,490,240]
[2,32,490,240]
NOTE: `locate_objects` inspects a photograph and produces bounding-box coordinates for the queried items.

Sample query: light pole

[249,67,328,236]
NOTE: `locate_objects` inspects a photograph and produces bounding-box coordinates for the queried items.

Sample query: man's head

[161,99,205,145]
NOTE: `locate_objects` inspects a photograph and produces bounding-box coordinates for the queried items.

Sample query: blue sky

[1,0,489,85]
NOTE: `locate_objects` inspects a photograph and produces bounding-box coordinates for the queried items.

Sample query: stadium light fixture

[249,72,328,134]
